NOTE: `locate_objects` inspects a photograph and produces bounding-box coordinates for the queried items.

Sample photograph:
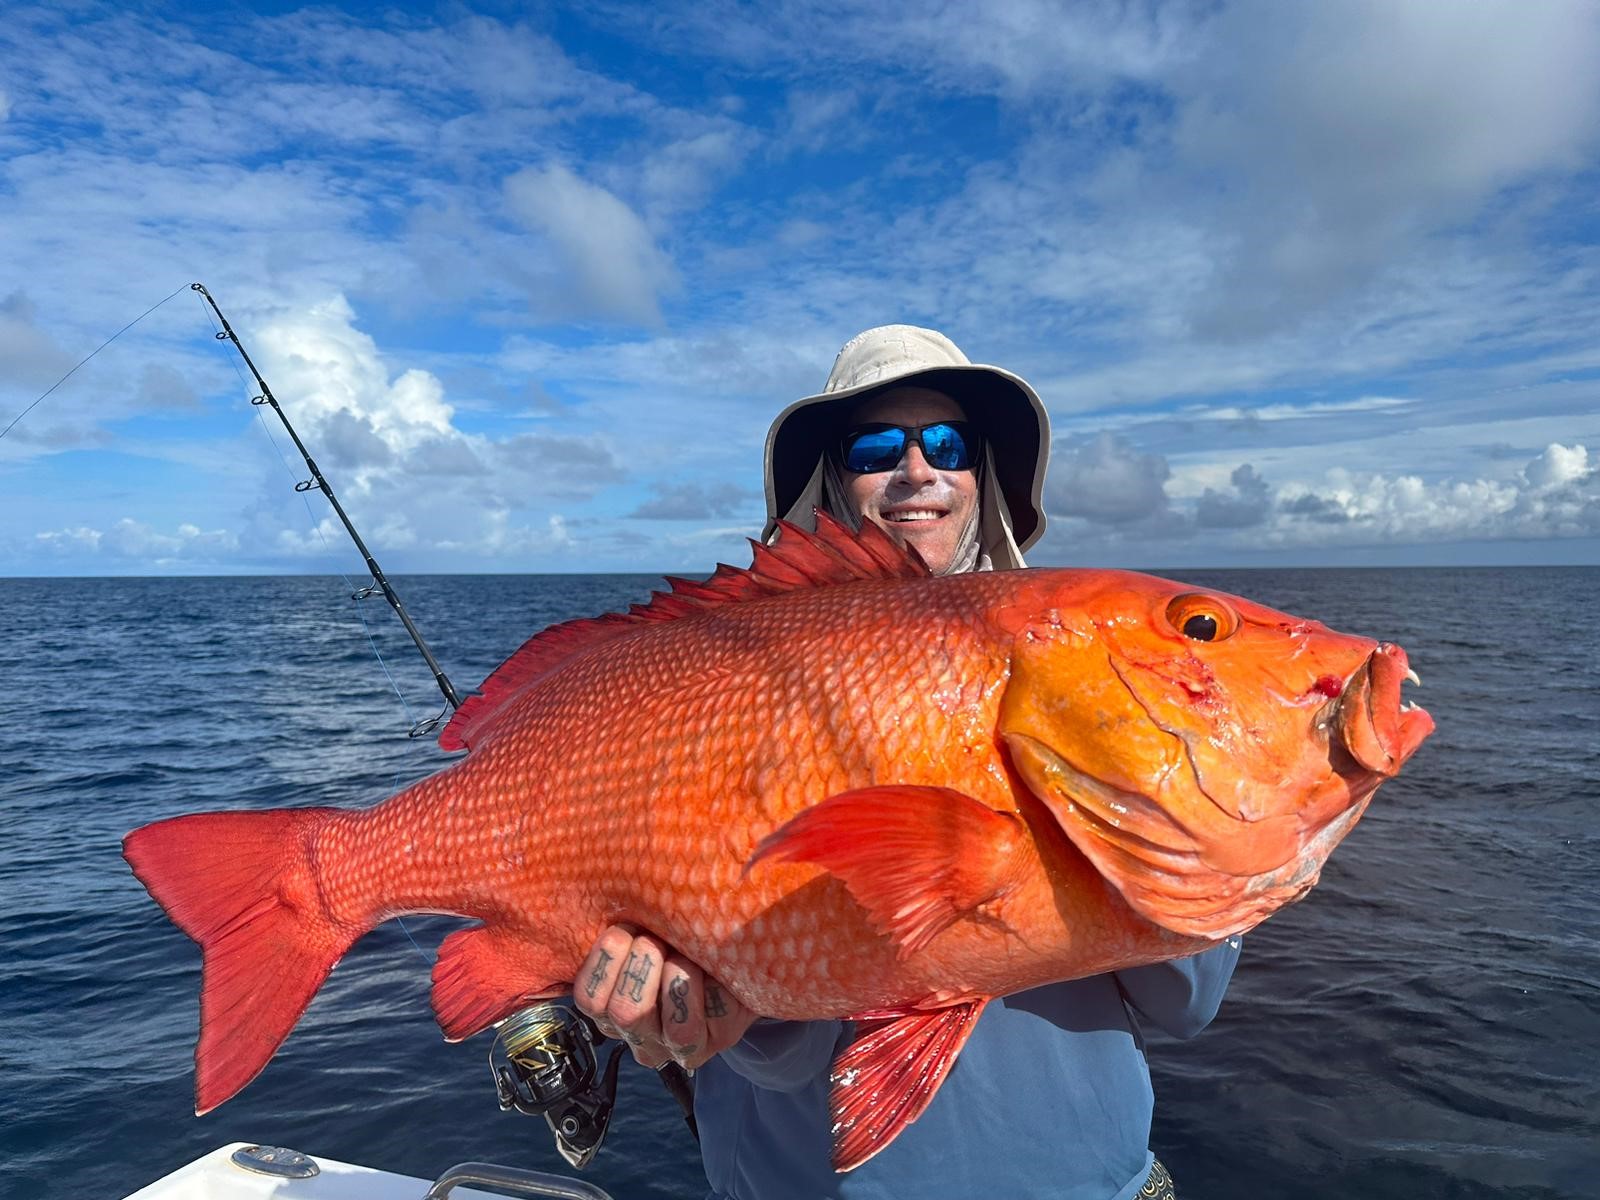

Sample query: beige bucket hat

[763,325,1051,559]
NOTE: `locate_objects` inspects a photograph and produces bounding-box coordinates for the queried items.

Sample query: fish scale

[123,514,1432,1172]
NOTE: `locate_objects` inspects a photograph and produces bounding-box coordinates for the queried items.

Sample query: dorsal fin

[438,512,928,752]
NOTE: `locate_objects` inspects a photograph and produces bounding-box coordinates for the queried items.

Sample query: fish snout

[1335,643,1435,776]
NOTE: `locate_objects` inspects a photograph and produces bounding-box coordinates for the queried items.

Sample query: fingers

[701,977,759,1061]
[574,925,670,1067]
[572,924,761,1070]
[657,956,707,1068]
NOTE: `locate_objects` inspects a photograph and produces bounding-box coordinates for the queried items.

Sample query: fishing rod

[192,282,463,732]
[196,282,698,1163]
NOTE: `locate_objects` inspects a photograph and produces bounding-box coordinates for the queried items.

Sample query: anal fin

[832,1000,988,1171]
[747,785,1026,956]
[432,925,565,1042]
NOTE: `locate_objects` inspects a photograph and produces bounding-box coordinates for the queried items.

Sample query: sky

[1,0,1598,577]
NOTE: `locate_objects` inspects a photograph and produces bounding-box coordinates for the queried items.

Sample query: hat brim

[763,364,1050,552]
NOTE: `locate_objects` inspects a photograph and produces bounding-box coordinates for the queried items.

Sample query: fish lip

[1335,643,1435,776]
[1003,732,1200,860]
[1003,731,1273,937]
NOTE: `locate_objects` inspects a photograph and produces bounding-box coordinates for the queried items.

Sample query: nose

[895,443,938,486]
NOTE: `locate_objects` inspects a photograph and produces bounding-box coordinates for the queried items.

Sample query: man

[575,326,1240,1199]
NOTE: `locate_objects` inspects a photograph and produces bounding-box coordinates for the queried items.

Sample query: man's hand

[573,924,758,1069]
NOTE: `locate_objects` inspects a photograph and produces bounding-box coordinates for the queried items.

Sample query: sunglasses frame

[837,420,983,474]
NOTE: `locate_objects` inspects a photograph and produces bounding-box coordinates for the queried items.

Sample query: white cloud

[35,518,238,561]
[630,480,753,520]
[633,125,751,219]
[503,164,676,325]
[1257,442,1598,546]
[1523,442,1591,489]
[231,294,624,564]
[1043,438,1598,554]
[4,4,1599,574]
[1195,464,1271,529]
[1046,433,1172,524]
[0,290,77,392]
[1166,0,1600,329]
[1184,397,1415,423]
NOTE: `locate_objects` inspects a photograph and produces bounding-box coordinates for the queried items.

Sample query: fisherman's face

[842,387,979,574]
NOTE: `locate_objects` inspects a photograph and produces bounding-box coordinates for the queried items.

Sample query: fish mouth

[1004,730,1373,939]
[1334,643,1434,777]
[1003,731,1274,936]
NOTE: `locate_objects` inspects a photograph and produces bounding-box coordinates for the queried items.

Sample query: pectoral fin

[831,1000,988,1171]
[745,785,1026,956]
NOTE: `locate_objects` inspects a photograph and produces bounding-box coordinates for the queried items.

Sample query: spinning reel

[488,1004,622,1169]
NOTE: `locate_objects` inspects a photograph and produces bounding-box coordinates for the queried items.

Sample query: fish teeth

[1404,668,1421,686]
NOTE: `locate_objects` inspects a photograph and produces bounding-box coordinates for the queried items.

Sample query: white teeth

[1401,700,1418,712]
[1405,668,1421,686]
[886,510,943,522]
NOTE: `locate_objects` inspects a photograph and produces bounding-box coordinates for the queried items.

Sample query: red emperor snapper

[124,515,1433,1170]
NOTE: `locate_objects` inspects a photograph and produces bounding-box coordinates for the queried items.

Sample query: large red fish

[124,516,1433,1170]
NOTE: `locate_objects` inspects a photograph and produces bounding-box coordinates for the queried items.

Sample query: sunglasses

[838,421,982,474]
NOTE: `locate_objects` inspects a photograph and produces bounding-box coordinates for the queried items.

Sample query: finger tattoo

[668,975,690,1024]
[584,949,614,999]
[704,982,728,1018]
[620,951,655,1003]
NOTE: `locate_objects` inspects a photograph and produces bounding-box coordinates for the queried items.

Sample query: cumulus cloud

[1046,433,1172,524]
[1279,492,1351,525]
[629,481,752,520]
[1169,0,1600,330]
[1041,436,1597,556]
[35,518,237,562]
[1196,464,1271,529]
[1267,443,1598,545]
[6,4,1599,575]
[503,164,676,325]
[232,293,625,564]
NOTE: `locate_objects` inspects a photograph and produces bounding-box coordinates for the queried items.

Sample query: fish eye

[1165,593,1239,642]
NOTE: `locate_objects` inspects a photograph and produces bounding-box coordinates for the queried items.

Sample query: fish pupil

[1182,613,1219,641]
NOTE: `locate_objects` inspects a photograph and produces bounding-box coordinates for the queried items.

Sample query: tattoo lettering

[668,975,691,1024]
[584,949,614,999]
[704,982,728,1018]
[619,951,655,1003]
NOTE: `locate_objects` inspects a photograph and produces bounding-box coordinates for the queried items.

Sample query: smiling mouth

[882,508,949,523]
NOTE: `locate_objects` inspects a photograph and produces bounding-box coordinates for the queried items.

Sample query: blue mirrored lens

[920,423,971,470]
[843,428,908,473]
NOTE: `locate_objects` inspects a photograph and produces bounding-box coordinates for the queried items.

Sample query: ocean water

[1,567,1596,1200]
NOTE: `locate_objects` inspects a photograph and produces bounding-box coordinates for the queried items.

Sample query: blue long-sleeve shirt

[693,941,1240,1200]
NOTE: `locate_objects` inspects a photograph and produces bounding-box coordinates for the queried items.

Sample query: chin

[894,527,957,571]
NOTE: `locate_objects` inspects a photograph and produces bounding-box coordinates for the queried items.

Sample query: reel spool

[489,1003,622,1169]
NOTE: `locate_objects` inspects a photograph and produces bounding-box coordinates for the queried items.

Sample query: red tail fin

[122,807,363,1114]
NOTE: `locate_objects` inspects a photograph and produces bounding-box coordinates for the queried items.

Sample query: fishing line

[191,283,462,725]
[0,282,191,442]
[31,284,697,1145]
[191,291,425,732]
[7,284,442,966]
[192,289,438,969]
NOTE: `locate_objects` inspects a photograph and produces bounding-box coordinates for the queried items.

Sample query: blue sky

[2,0,1597,576]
